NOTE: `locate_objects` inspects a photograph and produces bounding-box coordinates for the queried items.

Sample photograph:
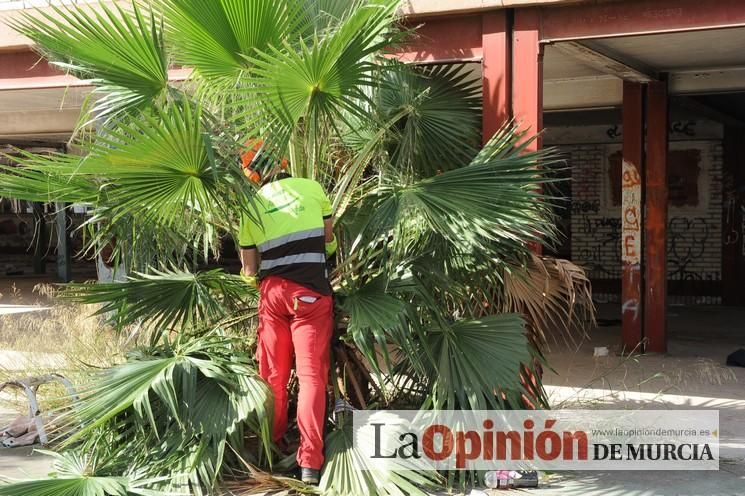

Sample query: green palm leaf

[0,451,169,496]
[380,64,482,176]
[351,127,561,260]
[0,479,127,496]
[55,333,272,493]
[411,314,531,410]
[302,0,363,32]
[320,419,441,496]
[80,102,241,229]
[61,268,255,331]
[238,0,400,145]
[158,0,304,81]
[12,1,169,119]
[337,277,410,373]
[0,152,97,203]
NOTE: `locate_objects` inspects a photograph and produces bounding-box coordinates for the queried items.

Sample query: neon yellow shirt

[239,176,333,294]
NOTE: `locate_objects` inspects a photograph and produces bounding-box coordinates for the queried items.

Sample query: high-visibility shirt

[239,175,332,295]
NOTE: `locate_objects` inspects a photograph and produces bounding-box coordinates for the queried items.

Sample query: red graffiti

[623,207,640,231]
[622,168,641,188]
[624,235,637,258]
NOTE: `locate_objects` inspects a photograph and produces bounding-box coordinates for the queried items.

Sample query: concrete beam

[399,0,597,18]
[552,41,657,83]
[543,75,622,111]
[398,15,483,63]
[544,67,745,112]
[0,108,80,139]
[670,67,745,95]
[0,1,121,51]
[541,0,745,42]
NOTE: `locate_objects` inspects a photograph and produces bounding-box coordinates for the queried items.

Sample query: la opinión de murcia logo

[353,410,719,471]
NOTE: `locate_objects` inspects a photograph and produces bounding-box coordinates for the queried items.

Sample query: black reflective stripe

[323,214,332,219]
[240,244,256,250]
[260,236,325,261]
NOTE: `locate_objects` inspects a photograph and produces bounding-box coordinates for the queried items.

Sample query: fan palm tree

[0,1,594,494]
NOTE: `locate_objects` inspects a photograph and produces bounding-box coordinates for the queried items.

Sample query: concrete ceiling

[0,86,87,112]
[544,44,603,79]
[544,27,745,111]
[592,27,745,72]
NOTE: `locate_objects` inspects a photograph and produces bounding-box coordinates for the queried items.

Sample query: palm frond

[337,276,410,373]
[320,419,441,496]
[12,1,169,119]
[56,332,272,493]
[82,101,245,229]
[158,0,304,82]
[302,0,363,32]
[238,0,400,151]
[502,255,595,348]
[61,268,255,331]
[0,451,169,496]
[413,314,531,410]
[0,152,97,203]
[349,134,561,269]
[379,63,482,176]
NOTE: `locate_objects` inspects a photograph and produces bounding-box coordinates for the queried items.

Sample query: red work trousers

[257,276,333,470]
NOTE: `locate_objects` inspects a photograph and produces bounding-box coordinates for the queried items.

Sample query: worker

[238,140,337,485]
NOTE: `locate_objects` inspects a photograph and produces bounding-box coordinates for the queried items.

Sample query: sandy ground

[532,303,745,495]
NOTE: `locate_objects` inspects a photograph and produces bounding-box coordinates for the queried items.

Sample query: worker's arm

[240,247,258,276]
[319,182,337,257]
[324,217,337,257]
[238,212,259,287]
[239,247,259,288]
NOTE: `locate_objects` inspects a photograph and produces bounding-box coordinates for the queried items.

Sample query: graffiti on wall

[621,159,642,264]
[668,216,719,281]
[605,121,699,141]
[576,214,720,281]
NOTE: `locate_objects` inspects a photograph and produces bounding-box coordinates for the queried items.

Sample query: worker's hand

[240,272,258,289]
[325,235,337,257]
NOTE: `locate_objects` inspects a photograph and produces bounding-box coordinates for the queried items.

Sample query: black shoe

[300,467,320,485]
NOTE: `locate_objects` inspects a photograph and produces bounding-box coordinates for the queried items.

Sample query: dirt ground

[537,303,745,495]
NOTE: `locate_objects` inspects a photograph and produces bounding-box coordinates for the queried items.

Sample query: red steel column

[644,80,669,353]
[482,10,511,144]
[513,8,544,254]
[512,8,543,149]
[621,81,644,352]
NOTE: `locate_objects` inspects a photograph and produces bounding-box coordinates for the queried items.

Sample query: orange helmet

[240,139,288,184]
